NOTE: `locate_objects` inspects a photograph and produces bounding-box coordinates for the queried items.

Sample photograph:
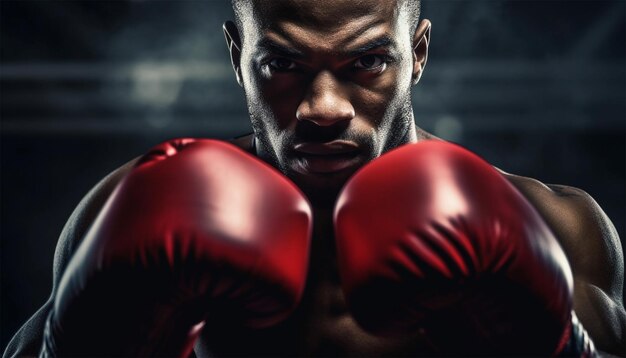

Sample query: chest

[195,210,433,356]
[195,285,431,357]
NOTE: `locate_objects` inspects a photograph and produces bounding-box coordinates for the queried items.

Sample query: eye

[354,54,386,70]
[268,58,296,71]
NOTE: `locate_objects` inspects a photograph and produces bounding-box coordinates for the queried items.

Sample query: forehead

[241,0,404,49]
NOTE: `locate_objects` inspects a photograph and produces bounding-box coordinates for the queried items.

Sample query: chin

[288,168,357,208]
[270,150,373,207]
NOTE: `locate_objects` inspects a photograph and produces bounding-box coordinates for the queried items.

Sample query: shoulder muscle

[52,157,139,288]
[506,175,623,295]
[504,173,625,354]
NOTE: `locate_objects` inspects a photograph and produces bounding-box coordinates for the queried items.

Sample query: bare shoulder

[52,157,140,283]
[500,171,624,297]
[501,171,625,353]
[3,156,141,358]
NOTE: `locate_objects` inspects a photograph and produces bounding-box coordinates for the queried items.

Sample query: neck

[404,119,419,144]
[383,111,424,153]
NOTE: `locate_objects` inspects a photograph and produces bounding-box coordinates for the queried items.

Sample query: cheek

[353,67,408,126]
[242,64,305,130]
[259,76,306,129]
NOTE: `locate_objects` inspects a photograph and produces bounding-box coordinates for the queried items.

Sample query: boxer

[4,0,624,356]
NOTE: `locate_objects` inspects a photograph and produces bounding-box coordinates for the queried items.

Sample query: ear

[411,19,431,85]
[223,21,243,87]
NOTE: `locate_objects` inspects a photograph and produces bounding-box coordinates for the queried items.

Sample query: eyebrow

[345,36,396,58]
[256,35,397,59]
[257,38,305,59]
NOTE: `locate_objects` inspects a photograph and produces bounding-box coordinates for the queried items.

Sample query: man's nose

[296,71,355,126]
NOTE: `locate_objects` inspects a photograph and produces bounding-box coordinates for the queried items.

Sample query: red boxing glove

[42,139,312,357]
[334,141,593,356]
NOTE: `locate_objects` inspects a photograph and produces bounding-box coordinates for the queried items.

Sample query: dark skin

[227,0,427,208]
[4,0,624,357]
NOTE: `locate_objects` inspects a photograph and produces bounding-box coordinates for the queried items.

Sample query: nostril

[302,115,353,127]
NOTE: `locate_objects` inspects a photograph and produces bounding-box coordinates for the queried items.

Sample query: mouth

[292,140,362,174]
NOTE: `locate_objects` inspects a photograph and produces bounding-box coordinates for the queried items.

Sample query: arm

[2,158,138,358]
[510,178,625,355]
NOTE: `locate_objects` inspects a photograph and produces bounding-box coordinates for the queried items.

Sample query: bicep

[561,188,623,296]
[574,281,625,355]
[2,158,138,358]
[3,300,53,358]
[548,186,625,354]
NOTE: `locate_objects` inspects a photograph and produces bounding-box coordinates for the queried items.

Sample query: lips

[293,140,361,174]
[294,140,360,155]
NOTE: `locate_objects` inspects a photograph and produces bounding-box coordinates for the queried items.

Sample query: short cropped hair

[403,0,422,36]
[231,0,421,41]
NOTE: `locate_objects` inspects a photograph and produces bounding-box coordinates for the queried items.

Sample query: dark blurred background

[1,0,624,350]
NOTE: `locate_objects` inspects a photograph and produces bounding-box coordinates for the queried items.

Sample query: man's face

[227,0,429,204]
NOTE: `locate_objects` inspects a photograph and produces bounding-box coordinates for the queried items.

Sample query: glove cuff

[555,312,596,358]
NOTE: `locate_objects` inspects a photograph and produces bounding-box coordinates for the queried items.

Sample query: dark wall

[2,0,624,350]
